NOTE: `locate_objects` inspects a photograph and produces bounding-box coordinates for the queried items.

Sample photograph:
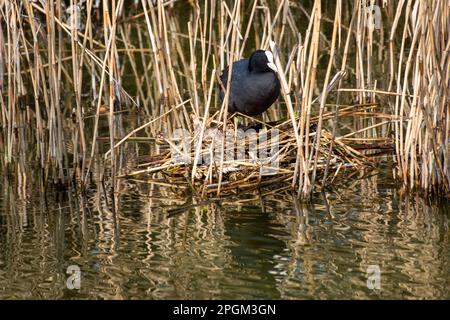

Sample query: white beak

[267,62,278,73]
[265,50,278,73]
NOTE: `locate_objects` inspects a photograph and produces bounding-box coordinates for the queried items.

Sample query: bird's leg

[238,114,265,131]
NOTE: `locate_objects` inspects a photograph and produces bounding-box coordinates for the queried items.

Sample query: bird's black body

[219,50,281,117]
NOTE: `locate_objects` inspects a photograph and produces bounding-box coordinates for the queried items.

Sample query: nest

[118,103,394,197]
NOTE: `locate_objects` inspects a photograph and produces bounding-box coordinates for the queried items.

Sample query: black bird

[219,50,281,117]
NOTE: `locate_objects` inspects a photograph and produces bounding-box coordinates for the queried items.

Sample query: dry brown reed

[0,0,448,199]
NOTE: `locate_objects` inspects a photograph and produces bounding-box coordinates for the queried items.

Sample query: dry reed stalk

[390,0,449,194]
[0,0,447,199]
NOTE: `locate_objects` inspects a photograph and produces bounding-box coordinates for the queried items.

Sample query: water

[1,169,448,299]
[0,1,448,301]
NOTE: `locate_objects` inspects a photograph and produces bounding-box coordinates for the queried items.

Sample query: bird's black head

[248,50,278,73]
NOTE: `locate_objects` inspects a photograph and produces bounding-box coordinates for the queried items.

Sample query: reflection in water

[0,171,449,299]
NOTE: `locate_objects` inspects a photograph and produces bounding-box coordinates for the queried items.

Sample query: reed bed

[0,0,448,199]
[389,0,449,195]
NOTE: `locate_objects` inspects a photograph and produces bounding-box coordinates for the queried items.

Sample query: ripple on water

[0,176,449,299]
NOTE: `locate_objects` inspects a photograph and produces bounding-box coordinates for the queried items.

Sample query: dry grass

[0,0,448,199]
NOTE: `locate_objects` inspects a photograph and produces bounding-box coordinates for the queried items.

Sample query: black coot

[219,50,281,117]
